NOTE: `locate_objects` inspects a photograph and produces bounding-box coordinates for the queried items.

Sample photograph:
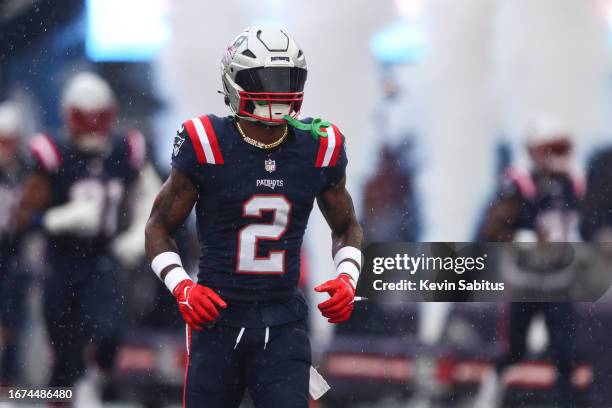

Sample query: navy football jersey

[0,155,26,259]
[501,167,583,241]
[29,131,146,258]
[172,114,347,327]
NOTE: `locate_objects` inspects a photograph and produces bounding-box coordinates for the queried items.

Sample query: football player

[475,116,580,408]
[145,27,363,407]
[15,72,160,397]
[0,101,28,385]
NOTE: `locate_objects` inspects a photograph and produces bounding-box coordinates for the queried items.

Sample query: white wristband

[151,252,183,279]
[337,261,359,285]
[333,246,362,269]
[164,267,192,293]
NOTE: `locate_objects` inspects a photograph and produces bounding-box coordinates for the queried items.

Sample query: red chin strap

[67,106,117,136]
[238,91,303,123]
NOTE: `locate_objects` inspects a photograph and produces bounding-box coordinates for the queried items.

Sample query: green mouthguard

[284,115,330,139]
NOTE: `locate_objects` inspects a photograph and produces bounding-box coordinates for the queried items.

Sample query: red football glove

[315,274,356,323]
[173,279,227,331]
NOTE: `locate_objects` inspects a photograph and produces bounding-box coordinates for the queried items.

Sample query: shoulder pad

[315,123,344,168]
[182,115,224,165]
[28,133,62,173]
[569,173,586,199]
[502,166,536,200]
[126,129,146,170]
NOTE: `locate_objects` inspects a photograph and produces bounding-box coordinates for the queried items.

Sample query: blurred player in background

[581,144,612,241]
[145,27,363,407]
[15,72,160,405]
[361,144,419,242]
[0,101,28,386]
[476,116,582,408]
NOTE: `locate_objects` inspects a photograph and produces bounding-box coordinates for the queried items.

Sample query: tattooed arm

[317,176,363,258]
[146,168,226,330]
[314,176,364,324]
[145,168,198,280]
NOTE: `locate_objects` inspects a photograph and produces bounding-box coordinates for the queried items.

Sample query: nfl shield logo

[265,158,276,173]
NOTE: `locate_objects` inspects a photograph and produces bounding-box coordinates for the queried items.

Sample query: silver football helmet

[525,115,573,175]
[221,27,307,124]
[61,72,118,152]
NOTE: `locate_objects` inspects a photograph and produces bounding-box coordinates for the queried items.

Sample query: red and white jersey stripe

[127,129,146,170]
[29,133,62,173]
[315,124,343,168]
[184,115,224,165]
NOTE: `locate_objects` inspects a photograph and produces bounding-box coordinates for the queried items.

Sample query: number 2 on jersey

[237,195,291,274]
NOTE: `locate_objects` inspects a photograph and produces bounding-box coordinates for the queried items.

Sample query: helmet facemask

[230,66,306,124]
[240,91,303,123]
[528,137,573,175]
[65,106,117,153]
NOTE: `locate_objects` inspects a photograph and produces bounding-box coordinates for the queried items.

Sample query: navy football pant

[43,255,124,387]
[0,253,29,384]
[184,320,311,408]
[496,302,576,408]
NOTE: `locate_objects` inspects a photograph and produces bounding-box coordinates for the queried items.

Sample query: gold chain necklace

[235,121,288,150]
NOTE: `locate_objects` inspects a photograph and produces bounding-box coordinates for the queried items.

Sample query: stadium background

[2,0,612,406]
